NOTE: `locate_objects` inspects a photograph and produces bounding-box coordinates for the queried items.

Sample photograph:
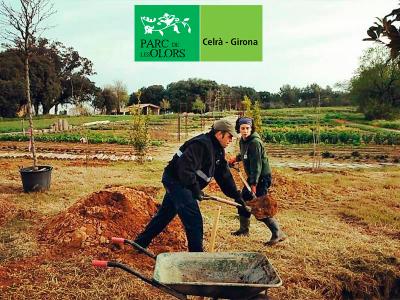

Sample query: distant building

[120,104,160,115]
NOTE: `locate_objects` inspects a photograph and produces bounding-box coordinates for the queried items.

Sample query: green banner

[135,5,262,62]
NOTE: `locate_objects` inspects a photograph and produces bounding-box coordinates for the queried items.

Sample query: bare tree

[0,0,55,168]
[112,80,129,114]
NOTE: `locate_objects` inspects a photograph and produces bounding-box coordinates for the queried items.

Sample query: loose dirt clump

[39,186,186,256]
[0,198,17,226]
[206,180,221,194]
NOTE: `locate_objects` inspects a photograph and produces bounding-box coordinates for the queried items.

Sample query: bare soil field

[0,141,399,160]
[0,141,399,299]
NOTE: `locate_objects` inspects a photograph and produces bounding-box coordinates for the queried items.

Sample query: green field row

[1,128,399,145]
[0,133,164,147]
[262,128,400,145]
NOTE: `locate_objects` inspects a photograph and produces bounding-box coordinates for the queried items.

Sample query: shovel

[203,192,277,220]
[203,193,251,212]
[229,163,278,219]
[230,163,256,198]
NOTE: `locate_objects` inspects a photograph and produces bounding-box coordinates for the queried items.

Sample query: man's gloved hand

[190,183,202,201]
[193,190,205,202]
[235,194,251,214]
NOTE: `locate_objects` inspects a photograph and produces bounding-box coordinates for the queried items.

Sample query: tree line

[0,38,96,117]
[0,42,349,118]
[1,39,397,120]
[127,79,349,114]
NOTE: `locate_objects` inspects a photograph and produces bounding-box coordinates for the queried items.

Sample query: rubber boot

[231,216,250,236]
[263,217,287,246]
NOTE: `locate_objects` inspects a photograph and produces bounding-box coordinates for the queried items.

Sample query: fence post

[177,113,181,142]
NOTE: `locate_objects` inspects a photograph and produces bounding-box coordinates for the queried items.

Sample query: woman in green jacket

[229,117,286,246]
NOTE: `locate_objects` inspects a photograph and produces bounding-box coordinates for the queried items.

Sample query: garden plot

[0,128,399,299]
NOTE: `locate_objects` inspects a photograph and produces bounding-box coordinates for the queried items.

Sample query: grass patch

[0,113,207,134]
[9,159,165,216]
[4,256,171,300]
[339,203,400,231]
[0,115,135,133]
[0,217,38,262]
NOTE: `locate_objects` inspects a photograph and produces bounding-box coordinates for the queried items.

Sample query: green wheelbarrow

[92,237,282,300]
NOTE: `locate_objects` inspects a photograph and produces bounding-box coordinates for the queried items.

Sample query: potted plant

[1,0,55,192]
[19,127,53,192]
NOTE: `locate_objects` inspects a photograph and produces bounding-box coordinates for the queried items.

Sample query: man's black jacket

[164,130,240,200]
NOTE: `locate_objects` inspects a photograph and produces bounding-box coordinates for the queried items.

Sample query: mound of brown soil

[39,186,186,256]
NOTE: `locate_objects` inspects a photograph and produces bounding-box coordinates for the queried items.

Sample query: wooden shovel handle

[203,194,251,212]
[204,194,241,207]
[209,206,221,252]
[231,164,256,198]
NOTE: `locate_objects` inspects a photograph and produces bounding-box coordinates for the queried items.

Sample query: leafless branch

[0,0,56,53]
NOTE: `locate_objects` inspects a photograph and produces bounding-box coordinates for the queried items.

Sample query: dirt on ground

[0,198,17,226]
[39,186,186,258]
[0,195,38,228]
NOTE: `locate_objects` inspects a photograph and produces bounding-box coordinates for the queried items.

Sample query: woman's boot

[263,217,287,245]
[231,216,250,236]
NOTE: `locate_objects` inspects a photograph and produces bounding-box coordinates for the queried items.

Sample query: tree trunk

[42,105,50,115]
[55,103,58,115]
[117,99,121,114]
[34,102,39,116]
[25,56,38,168]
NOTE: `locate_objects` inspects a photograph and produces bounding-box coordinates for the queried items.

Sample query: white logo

[141,13,191,36]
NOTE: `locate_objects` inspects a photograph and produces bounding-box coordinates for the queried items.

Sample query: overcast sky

[5,0,399,94]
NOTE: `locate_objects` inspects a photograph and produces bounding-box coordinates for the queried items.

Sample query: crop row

[0,133,129,144]
[0,133,165,147]
[2,128,399,146]
[262,128,400,145]
[262,118,333,127]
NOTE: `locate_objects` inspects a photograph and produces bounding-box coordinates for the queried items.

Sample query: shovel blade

[247,194,278,220]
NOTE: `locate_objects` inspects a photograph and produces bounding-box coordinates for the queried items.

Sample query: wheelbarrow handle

[111,237,125,244]
[92,260,108,268]
[111,237,156,260]
[92,260,187,300]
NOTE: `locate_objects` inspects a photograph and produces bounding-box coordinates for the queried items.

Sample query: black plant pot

[20,165,53,192]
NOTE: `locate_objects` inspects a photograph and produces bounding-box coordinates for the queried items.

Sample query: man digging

[134,119,246,252]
